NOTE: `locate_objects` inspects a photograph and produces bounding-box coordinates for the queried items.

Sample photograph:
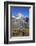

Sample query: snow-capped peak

[16,13,24,19]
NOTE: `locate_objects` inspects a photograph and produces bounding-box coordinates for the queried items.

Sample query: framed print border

[4,1,35,44]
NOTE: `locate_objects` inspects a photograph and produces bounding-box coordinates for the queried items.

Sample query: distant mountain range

[12,13,29,30]
[12,13,29,22]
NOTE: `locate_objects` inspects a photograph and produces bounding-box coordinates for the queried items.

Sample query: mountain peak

[16,13,24,19]
[16,13,24,17]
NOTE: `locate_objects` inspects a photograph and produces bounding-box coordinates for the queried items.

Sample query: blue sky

[10,7,29,17]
